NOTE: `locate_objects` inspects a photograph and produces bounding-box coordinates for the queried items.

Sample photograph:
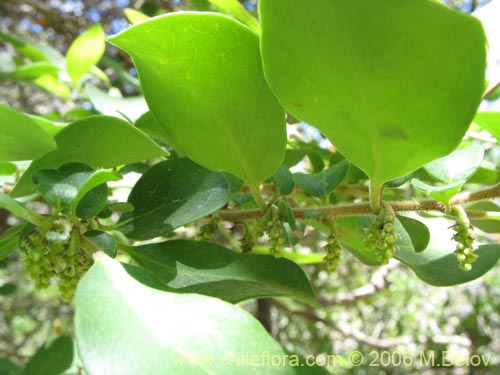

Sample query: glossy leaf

[85,83,148,122]
[84,230,117,258]
[293,160,349,197]
[474,111,500,141]
[423,144,484,183]
[411,178,465,204]
[21,336,73,375]
[66,24,105,85]
[75,253,327,375]
[11,116,168,197]
[126,240,317,305]
[259,0,486,184]
[108,13,286,188]
[0,104,56,161]
[397,215,430,253]
[119,158,230,240]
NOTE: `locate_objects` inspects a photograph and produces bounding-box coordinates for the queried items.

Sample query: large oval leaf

[75,253,327,375]
[0,104,56,162]
[119,158,230,240]
[259,0,486,184]
[11,116,168,197]
[126,239,318,306]
[108,13,286,188]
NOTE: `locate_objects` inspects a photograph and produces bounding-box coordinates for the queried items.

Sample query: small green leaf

[21,336,73,375]
[71,168,122,217]
[394,217,500,286]
[0,282,17,295]
[0,225,23,261]
[84,230,117,258]
[278,200,297,230]
[423,144,484,183]
[293,160,349,197]
[66,24,105,85]
[0,162,17,176]
[0,62,59,80]
[126,239,318,306]
[119,158,230,240]
[85,83,148,122]
[411,178,465,204]
[259,0,486,184]
[124,8,150,24]
[108,13,286,189]
[75,253,326,375]
[11,116,168,197]
[272,165,295,195]
[0,104,56,161]
[397,215,430,253]
[0,193,43,225]
[134,111,171,145]
[207,0,260,34]
[474,111,500,142]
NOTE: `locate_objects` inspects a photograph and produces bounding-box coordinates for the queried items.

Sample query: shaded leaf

[293,160,349,197]
[21,336,73,375]
[397,215,430,253]
[411,178,465,204]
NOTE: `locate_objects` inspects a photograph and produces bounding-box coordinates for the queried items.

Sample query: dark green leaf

[0,358,21,375]
[0,283,17,295]
[126,239,318,306]
[11,116,168,197]
[397,215,430,253]
[109,13,286,189]
[84,230,117,258]
[21,336,73,375]
[119,158,229,240]
[272,165,295,195]
[278,200,297,231]
[260,0,486,184]
[293,160,349,197]
[75,253,326,375]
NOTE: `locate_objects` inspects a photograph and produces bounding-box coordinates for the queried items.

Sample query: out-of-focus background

[1,1,500,374]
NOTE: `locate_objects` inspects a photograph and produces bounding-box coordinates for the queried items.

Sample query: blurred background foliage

[1,0,499,374]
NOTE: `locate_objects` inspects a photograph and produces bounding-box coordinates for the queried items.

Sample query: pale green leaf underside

[108,12,286,187]
[259,0,486,184]
[75,253,326,375]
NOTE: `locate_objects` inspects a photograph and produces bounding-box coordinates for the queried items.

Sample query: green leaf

[0,104,56,161]
[278,200,297,231]
[119,158,230,240]
[75,252,326,375]
[134,111,171,145]
[259,0,486,184]
[207,0,260,34]
[84,230,117,258]
[293,160,349,197]
[124,8,150,24]
[11,116,168,197]
[394,217,500,286]
[28,115,67,136]
[84,83,148,122]
[0,358,21,375]
[411,178,465,204]
[0,193,43,225]
[71,168,122,217]
[0,162,17,176]
[108,13,286,189]
[474,111,500,141]
[272,165,295,195]
[0,225,23,261]
[397,215,430,253]
[0,62,59,80]
[423,144,484,183]
[66,24,105,85]
[126,240,317,305]
[34,74,71,98]
[21,336,73,375]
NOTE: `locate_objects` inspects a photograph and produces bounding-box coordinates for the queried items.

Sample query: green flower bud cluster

[22,222,93,301]
[267,217,285,258]
[196,216,220,241]
[240,222,262,253]
[452,218,477,271]
[365,213,399,265]
[323,234,341,272]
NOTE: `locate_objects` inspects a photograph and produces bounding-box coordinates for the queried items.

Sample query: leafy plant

[1,0,499,373]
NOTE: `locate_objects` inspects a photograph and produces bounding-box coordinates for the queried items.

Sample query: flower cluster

[323,234,342,272]
[365,209,399,265]
[452,215,477,271]
[196,216,220,241]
